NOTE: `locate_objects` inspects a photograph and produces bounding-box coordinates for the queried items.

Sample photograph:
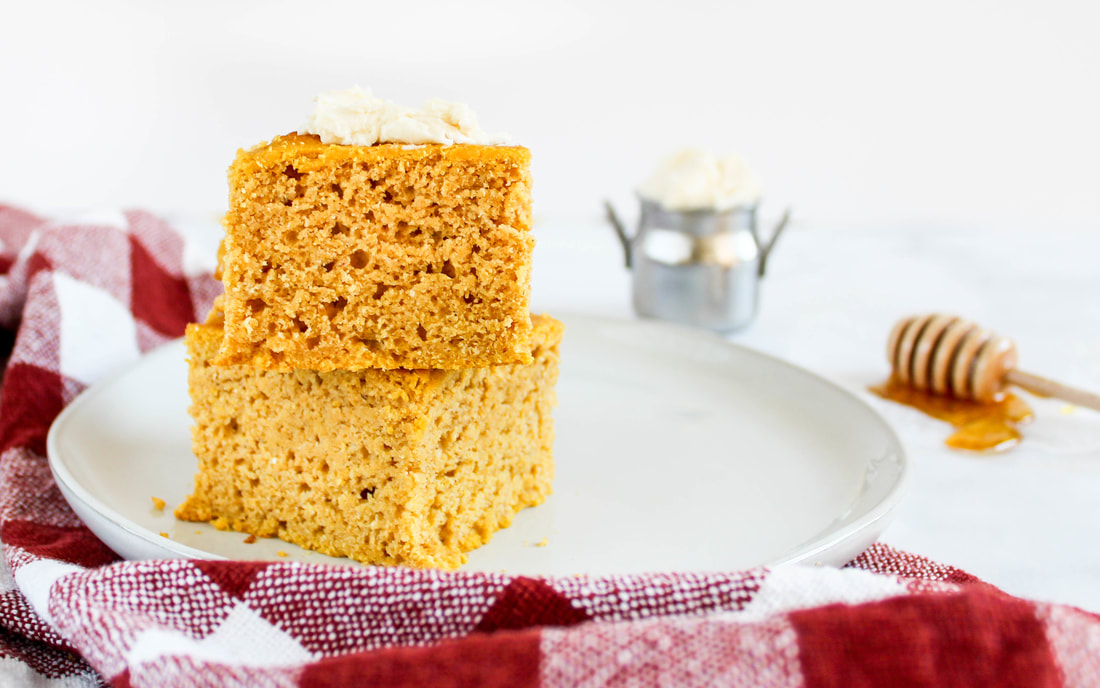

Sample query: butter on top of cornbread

[302,86,512,147]
[217,89,534,372]
[177,314,564,570]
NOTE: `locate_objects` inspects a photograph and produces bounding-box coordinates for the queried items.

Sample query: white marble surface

[530,215,1100,613]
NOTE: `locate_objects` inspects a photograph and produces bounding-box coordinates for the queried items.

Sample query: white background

[2,0,1099,230]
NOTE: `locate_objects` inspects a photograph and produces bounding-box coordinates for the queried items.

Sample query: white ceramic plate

[47,314,907,575]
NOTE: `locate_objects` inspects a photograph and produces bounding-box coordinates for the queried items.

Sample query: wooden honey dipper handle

[1004,370,1100,412]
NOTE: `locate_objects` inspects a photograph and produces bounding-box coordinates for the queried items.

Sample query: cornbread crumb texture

[218,133,535,371]
[151,496,166,510]
[176,315,563,570]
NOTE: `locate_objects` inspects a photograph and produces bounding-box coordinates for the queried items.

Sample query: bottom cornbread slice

[175,314,563,569]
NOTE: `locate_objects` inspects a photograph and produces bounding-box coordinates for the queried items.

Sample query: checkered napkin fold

[0,204,1096,688]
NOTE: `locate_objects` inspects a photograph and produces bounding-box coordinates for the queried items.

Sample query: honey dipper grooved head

[887,314,1018,402]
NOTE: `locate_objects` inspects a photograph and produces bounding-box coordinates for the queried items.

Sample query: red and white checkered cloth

[0,204,1097,688]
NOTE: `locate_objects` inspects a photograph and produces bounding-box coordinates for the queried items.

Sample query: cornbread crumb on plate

[176,314,563,570]
[216,133,535,372]
[151,496,166,511]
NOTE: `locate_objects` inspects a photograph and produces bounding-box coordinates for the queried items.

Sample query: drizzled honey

[870,377,1033,452]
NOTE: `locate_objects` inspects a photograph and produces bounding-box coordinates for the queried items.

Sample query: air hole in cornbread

[350,250,369,269]
[357,337,381,352]
[324,297,348,318]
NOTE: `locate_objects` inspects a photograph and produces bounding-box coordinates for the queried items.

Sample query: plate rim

[47,340,228,562]
[47,313,910,571]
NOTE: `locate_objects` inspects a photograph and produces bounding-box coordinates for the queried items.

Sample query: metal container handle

[757,208,792,278]
[605,200,792,275]
[604,200,633,268]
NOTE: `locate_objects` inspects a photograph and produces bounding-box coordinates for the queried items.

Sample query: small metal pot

[606,199,790,332]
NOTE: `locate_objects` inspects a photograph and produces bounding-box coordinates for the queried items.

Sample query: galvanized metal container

[606,199,790,332]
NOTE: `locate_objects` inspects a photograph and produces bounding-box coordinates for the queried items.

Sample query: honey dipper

[887,314,1100,411]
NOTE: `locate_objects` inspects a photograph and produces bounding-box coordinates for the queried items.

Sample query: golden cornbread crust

[217,133,535,371]
[176,314,563,569]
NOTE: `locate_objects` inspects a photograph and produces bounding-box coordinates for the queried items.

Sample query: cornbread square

[218,133,534,371]
[176,314,563,569]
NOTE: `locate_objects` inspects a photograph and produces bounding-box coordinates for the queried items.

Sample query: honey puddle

[870,377,1034,452]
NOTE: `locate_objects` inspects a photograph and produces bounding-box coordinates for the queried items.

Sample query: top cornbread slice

[217,133,534,371]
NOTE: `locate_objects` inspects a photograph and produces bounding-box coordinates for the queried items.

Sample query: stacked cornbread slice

[176,95,561,569]
[214,134,537,372]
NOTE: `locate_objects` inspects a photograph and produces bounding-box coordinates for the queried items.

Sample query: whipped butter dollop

[637,149,762,211]
[301,87,512,147]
